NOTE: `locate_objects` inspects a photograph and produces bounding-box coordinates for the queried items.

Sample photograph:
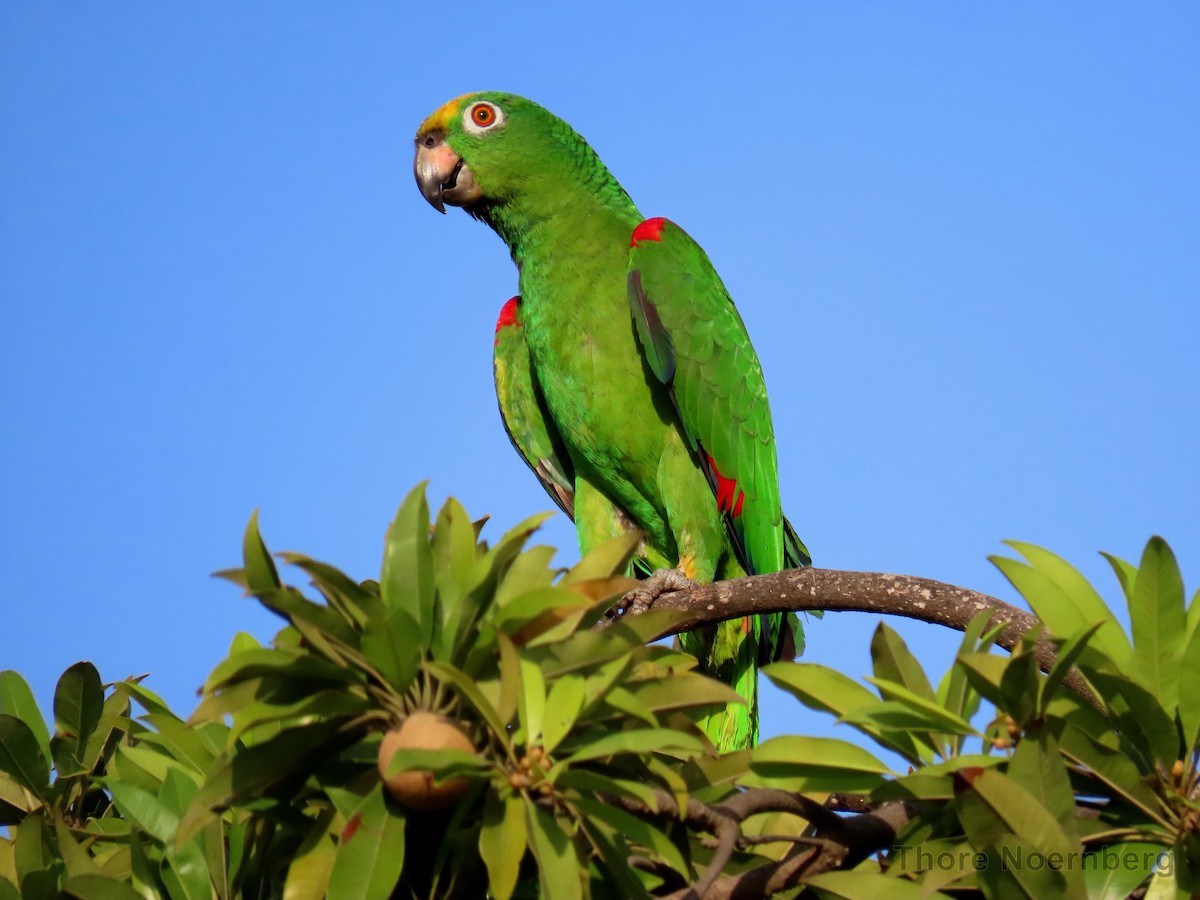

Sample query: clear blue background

[3,4,1197,748]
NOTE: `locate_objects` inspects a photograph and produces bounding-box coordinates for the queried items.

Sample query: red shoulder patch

[630,217,667,248]
[495,296,521,334]
[706,452,746,518]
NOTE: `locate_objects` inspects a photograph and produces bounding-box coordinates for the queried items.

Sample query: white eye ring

[462,102,505,134]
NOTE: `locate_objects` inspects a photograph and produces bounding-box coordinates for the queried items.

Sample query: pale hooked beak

[414,131,480,213]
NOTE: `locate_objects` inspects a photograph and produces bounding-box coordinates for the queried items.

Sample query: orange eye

[471,104,495,127]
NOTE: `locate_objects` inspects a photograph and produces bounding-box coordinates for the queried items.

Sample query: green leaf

[870,623,936,702]
[1083,842,1160,900]
[863,677,979,735]
[572,796,690,877]
[975,835,1077,900]
[277,553,373,629]
[1000,541,1132,666]
[560,531,642,584]
[242,509,281,592]
[998,647,1041,725]
[426,662,508,739]
[555,768,661,809]
[359,607,422,694]
[542,674,584,755]
[936,609,998,729]
[139,715,217,773]
[803,870,930,899]
[82,693,132,775]
[1100,551,1138,602]
[563,728,705,763]
[1128,537,1187,715]
[956,651,1009,708]
[954,768,1085,896]
[839,700,976,737]
[0,715,49,799]
[1006,725,1078,841]
[764,661,924,763]
[619,672,744,714]
[176,719,353,846]
[493,545,558,607]
[53,662,104,774]
[54,814,103,878]
[282,817,337,900]
[106,782,179,844]
[379,482,435,642]
[526,802,582,900]
[1041,620,1104,710]
[0,673,51,770]
[60,874,148,900]
[749,736,893,793]
[381,747,489,780]
[763,661,880,714]
[518,657,546,745]
[496,631,521,726]
[1180,624,1200,751]
[327,785,405,900]
[114,678,176,718]
[432,496,477,597]
[19,869,60,900]
[1056,721,1165,824]
[479,792,525,900]
[226,690,369,744]
[1083,671,1178,769]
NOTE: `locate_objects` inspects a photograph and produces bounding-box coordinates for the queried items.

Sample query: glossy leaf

[1128,537,1186,714]
[53,662,104,774]
[1083,842,1160,900]
[60,875,147,900]
[0,716,48,799]
[870,623,936,702]
[526,802,582,900]
[1007,726,1078,841]
[563,728,705,763]
[999,542,1131,665]
[0,673,51,770]
[541,674,584,755]
[380,483,435,641]
[573,796,689,876]
[479,792,525,900]
[560,531,642,584]
[282,821,336,900]
[241,509,281,592]
[359,607,422,694]
[327,786,405,900]
[803,870,930,899]
[863,677,979,735]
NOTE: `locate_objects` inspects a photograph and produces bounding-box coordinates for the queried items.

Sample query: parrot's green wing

[493,296,575,518]
[627,218,785,577]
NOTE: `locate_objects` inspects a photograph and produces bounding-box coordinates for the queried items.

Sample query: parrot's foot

[612,568,698,619]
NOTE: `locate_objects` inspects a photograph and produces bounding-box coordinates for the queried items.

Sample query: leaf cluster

[2,485,1198,899]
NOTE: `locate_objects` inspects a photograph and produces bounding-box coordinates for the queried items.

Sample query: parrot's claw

[613,568,698,619]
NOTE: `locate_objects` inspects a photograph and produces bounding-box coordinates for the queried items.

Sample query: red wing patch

[495,296,521,333]
[705,452,746,517]
[495,296,521,346]
[630,217,667,248]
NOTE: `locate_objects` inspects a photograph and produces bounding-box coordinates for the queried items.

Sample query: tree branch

[615,566,1097,705]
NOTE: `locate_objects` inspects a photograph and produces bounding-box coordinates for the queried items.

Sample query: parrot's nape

[415,92,811,751]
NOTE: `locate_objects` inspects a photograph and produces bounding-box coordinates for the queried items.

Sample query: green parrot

[416,93,810,750]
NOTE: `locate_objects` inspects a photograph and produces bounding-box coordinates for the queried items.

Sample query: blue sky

[2,4,1197,750]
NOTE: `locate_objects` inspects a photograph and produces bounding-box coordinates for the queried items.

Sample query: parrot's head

[414,92,632,224]
[413,92,550,214]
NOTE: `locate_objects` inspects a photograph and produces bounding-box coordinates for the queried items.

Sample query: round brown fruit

[377,712,476,811]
